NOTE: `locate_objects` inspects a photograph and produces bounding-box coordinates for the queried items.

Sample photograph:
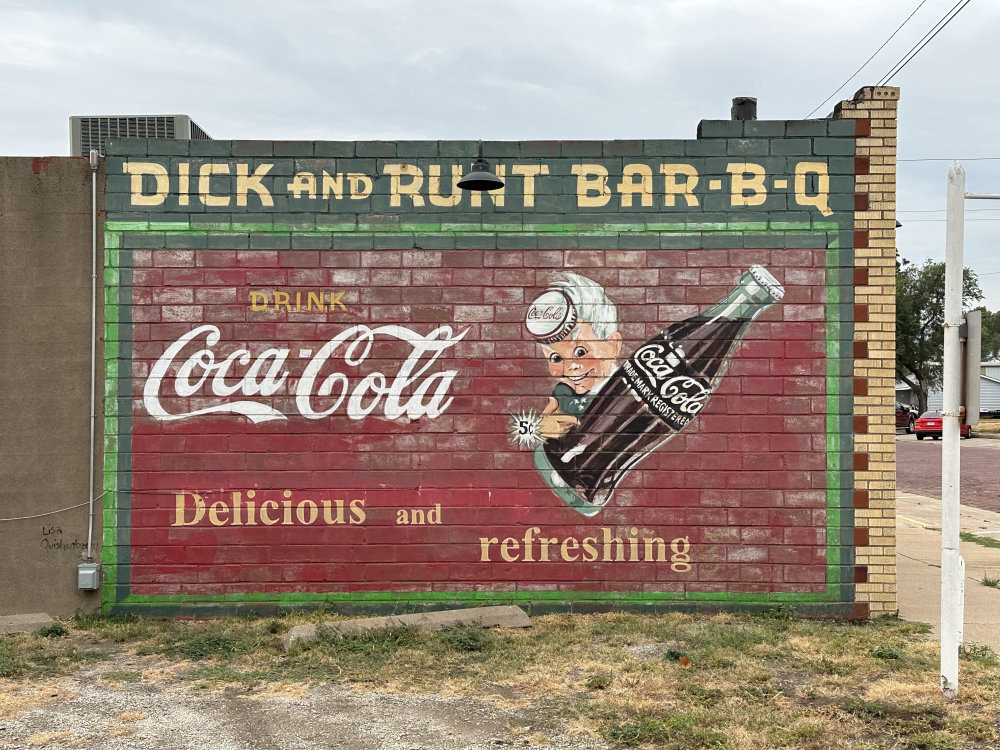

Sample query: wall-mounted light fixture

[457,142,504,191]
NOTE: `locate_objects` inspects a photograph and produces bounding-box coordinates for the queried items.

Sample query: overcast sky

[3,0,998,308]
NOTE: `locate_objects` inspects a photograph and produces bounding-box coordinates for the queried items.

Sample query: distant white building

[896,362,1000,416]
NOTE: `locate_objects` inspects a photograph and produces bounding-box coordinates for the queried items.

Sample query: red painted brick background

[127,245,829,596]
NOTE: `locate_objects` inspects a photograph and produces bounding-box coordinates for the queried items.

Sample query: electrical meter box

[77,562,101,591]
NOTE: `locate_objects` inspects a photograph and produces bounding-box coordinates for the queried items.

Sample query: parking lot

[896,433,1000,513]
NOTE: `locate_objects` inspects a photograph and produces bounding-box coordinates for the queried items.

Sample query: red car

[914,410,972,440]
[895,402,916,433]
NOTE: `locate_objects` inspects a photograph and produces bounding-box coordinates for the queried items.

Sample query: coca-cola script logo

[631,343,708,416]
[659,376,708,416]
[142,324,468,424]
[526,306,564,322]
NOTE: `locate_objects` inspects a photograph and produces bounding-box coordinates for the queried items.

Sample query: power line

[900,157,1000,162]
[899,218,1000,222]
[805,0,927,118]
[899,208,1000,213]
[0,502,90,523]
[876,0,973,85]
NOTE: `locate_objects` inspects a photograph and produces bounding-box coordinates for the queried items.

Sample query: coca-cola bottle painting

[512,266,784,516]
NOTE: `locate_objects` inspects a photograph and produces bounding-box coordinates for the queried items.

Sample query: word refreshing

[143,324,468,423]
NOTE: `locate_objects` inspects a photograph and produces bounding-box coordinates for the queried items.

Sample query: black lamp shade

[457,157,504,191]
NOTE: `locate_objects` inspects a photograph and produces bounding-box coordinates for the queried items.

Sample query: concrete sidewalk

[896,491,1000,650]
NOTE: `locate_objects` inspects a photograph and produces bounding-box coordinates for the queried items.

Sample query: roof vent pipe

[731,97,757,121]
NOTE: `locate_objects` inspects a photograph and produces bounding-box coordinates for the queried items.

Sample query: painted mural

[102,128,860,615]
[512,266,784,517]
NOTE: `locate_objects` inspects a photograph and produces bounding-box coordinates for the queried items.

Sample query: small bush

[171,632,242,660]
[682,684,724,708]
[982,575,999,588]
[265,619,286,634]
[842,699,948,735]
[585,672,612,690]
[906,732,957,750]
[315,625,422,655]
[756,605,795,621]
[34,622,69,638]
[439,625,497,653]
[164,631,270,661]
[73,611,152,643]
[842,699,888,721]
[959,642,998,665]
[665,648,689,662]
[0,640,25,678]
[950,718,994,742]
[601,710,728,748]
[810,656,850,676]
[872,644,905,660]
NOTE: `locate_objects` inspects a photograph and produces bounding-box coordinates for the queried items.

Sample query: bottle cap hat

[525,289,577,344]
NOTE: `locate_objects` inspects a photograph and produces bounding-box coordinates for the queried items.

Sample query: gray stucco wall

[0,156,103,616]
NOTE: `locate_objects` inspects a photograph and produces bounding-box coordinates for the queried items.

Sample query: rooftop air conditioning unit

[69,114,212,157]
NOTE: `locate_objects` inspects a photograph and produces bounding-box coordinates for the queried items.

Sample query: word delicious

[143,323,468,423]
[173,491,366,527]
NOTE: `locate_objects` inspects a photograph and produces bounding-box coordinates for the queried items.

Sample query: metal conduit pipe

[86,149,98,564]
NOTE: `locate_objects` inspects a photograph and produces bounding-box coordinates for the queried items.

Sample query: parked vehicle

[895,402,916,434]
[914,410,972,440]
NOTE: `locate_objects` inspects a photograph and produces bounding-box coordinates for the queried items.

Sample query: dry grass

[26,730,76,746]
[0,683,75,721]
[2,611,999,748]
[115,711,146,723]
[972,418,1000,434]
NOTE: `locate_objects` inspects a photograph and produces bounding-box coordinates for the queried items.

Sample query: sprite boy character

[524,273,622,440]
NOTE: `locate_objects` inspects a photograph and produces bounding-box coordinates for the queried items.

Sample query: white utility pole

[940,165,1000,699]
[940,163,965,699]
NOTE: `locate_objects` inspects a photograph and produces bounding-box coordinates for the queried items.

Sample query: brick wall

[833,86,900,615]
[98,90,894,616]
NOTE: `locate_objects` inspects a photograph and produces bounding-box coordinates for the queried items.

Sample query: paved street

[896,433,1000,513]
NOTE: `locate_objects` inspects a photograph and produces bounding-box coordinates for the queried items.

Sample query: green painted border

[102,220,853,614]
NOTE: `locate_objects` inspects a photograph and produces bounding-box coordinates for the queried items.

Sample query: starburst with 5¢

[507,409,545,449]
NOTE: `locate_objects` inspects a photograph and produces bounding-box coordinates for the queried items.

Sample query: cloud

[1,0,998,303]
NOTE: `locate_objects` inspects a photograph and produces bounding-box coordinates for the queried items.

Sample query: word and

[479,527,692,571]
[173,491,366,527]
[249,290,347,312]
[396,505,442,525]
[143,323,467,424]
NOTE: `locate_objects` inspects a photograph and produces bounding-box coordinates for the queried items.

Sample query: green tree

[972,306,1000,362]
[896,259,982,413]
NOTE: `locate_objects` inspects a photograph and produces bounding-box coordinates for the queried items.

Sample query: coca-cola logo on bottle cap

[525,290,577,344]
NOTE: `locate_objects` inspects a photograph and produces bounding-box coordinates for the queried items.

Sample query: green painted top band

[104,220,840,235]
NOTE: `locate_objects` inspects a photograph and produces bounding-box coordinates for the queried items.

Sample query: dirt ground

[1,648,609,750]
[896,434,1000,513]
